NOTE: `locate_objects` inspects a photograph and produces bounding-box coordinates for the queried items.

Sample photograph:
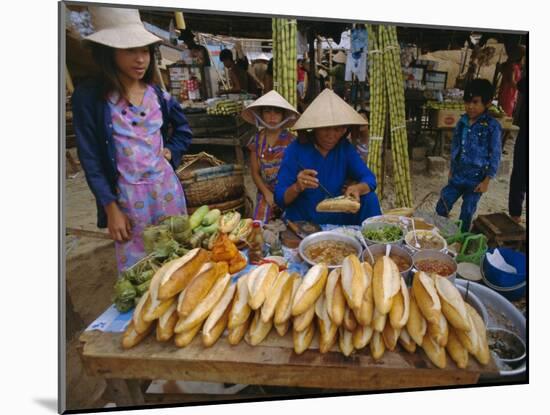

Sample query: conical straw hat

[241,90,300,129]
[84,7,162,49]
[293,89,367,130]
[332,51,347,64]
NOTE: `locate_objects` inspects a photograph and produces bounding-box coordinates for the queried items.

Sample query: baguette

[156,303,178,342]
[133,291,152,334]
[382,320,401,351]
[370,331,386,360]
[174,321,202,348]
[421,334,447,369]
[412,271,441,325]
[228,273,252,329]
[354,282,374,326]
[177,262,220,318]
[455,314,480,355]
[261,271,292,323]
[174,273,231,333]
[274,320,291,337]
[325,269,346,326]
[247,263,279,310]
[202,281,236,336]
[338,327,355,357]
[316,195,360,214]
[245,310,273,346]
[341,254,367,310]
[228,314,252,345]
[372,308,387,333]
[389,277,410,329]
[122,320,154,349]
[274,273,301,325]
[435,276,471,332]
[353,325,373,350]
[466,303,491,365]
[157,248,211,300]
[446,327,469,369]
[202,299,232,348]
[427,312,449,347]
[316,295,338,353]
[407,291,427,346]
[293,303,316,332]
[373,255,400,315]
[143,263,178,322]
[293,323,315,355]
[343,306,358,332]
[398,327,417,353]
[292,264,328,316]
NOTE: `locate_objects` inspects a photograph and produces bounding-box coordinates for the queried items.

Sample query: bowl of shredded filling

[299,231,363,268]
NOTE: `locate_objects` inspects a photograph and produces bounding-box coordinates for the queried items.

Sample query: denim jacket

[450,112,502,179]
[71,79,193,228]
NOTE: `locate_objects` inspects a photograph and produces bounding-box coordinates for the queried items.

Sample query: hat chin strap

[253,111,295,130]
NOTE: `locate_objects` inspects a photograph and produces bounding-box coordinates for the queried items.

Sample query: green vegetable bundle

[362,225,403,243]
[272,18,297,108]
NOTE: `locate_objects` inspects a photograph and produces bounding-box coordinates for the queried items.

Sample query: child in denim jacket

[436,79,502,231]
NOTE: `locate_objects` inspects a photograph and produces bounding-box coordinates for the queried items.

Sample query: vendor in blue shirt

[274,89,382,225]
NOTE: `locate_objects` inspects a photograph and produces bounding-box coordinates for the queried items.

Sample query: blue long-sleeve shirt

[450,112,502,179]
[71,79,193,228]
[274,138,377,224]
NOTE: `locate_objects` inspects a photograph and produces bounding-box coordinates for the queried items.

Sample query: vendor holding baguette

[274,89,382,225]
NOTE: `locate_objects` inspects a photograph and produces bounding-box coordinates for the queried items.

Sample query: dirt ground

[63,134,525,410]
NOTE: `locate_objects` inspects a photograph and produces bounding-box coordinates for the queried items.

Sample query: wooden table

[78,329,498,407]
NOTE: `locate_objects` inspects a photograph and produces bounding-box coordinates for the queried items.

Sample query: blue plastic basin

[482,248,526,288]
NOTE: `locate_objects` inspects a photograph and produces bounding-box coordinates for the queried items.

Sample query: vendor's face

[464,96,490,120]
[114,46,150,81]
[261,107,284,127]
[314,126,348,151]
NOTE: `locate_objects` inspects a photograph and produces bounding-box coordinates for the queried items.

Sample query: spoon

[411,218,421,249]
[357,230,375,265]
[385,244,391,257]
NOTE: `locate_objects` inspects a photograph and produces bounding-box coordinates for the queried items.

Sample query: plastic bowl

[481,264,526,301]
[482,248,526,288]
[361,244,413,280]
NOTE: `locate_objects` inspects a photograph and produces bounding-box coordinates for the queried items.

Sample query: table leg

[105,379,145,407]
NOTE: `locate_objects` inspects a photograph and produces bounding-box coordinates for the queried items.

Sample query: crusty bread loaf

[291,264,328,316]
[446,327,469,369]
[325,269,346,326]
[261,271,292,323]
[412,271,442,325]
[398,327,417,354]
[293,323,315,355]
[427,312,449,347]
[177,262,220,319]
[227,314,252,346]
[316,196,360,214]
[274,273,301,325]
[407,291,427,346]
[421,334,447,369]
[435,276,471,332]
[389,277,410,329]
[122,320,154,349]
[338,327,355,357]
[341,254,367,310]
[370,331,386,361]
[245,310,273,346]
[158,248,211,300]
[247,263,279,310]
[373,255,401,315]
[228,273,252,329]
[382,320,401,352]
[156,303,178,342]
[353,325,373,350]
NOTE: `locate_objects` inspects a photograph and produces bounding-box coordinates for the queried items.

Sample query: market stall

[78,203,525,406]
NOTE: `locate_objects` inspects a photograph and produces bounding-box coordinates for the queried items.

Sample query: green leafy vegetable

[362,225,403,243]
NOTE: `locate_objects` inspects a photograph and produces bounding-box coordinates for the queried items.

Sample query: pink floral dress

[108,86,187,272]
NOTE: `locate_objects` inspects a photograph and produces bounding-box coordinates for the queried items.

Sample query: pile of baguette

[122,249,490,370]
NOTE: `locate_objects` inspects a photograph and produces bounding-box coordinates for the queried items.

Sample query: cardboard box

[433,109,463,128]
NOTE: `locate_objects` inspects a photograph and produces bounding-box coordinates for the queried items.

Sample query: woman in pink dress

[498,45,525,117]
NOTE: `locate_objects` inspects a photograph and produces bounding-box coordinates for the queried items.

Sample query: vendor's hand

[263,189,276,208]
[474,178,491,193]
[105,202,132,242]
[344,184,363,201]
[163,148,172,161]
[296,169,319,192]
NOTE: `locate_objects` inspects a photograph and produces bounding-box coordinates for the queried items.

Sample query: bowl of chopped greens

[361,222,405,245]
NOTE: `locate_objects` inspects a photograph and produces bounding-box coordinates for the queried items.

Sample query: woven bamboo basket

[177,152,245,208]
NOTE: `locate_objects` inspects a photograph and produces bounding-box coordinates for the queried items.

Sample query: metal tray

[455,279,526,378]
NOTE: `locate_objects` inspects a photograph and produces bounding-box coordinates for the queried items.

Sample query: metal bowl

[456,283,489,326]
[361,222,406,246]
[487,327,526,366]
[361,244,413,281]
[412,249,458,284]
[405,229,447,253]
[299,231,363,269]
